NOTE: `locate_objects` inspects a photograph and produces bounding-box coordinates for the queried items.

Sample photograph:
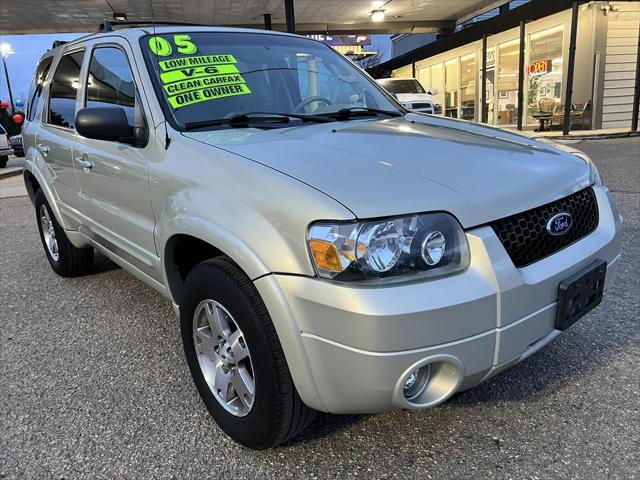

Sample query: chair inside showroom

[535,97,556,132]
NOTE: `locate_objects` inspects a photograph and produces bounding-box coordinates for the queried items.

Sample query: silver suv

[23,23,622,449]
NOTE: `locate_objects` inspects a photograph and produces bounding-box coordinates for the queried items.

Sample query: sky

[0,32,392,111]
[1,33,86,109]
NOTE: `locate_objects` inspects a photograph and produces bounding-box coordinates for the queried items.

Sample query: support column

[1,54,15,114]
[517,20,526,131]
[412,62,416,78]
[481,34,488,124]
[285,0,295,34]
[631,19,640,131]
[563,0,579,135]
[263,13,272,30]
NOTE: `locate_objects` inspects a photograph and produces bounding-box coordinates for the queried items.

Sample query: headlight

[569,151,602,186]
[587,159,602,186]
[537,138,603,186]
[307,213,470,284]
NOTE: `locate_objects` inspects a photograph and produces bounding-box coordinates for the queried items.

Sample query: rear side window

[48,50,85,129]
[86,47,136,124]
[27,57,53,122]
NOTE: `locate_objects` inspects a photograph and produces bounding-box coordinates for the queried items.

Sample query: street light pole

[1,45,16,114]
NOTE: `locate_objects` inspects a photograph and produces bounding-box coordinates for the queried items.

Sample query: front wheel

[0,155,8,168]
[180,258,315,449]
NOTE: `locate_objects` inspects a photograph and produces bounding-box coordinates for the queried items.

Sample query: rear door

[36,48,85,229]
[23,55,54,167]
[72,38,159,279]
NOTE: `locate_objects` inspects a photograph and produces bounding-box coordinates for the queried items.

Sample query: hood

[183,114,592,227]
[395,93,436,104]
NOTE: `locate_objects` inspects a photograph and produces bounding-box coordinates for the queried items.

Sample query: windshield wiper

[330,107,403,121]
[184,112,332,131]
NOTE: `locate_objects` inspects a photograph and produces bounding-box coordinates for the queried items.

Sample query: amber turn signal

[309,239,343,272]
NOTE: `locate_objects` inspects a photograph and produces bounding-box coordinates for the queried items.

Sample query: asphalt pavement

[1,137,639,479]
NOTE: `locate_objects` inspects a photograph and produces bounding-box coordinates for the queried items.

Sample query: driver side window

[85,47,137,124]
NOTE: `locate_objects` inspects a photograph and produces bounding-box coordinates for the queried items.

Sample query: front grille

[490,187,599,268]
[411,103,433,110]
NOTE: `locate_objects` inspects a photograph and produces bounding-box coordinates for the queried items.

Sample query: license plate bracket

[555,259,607,331]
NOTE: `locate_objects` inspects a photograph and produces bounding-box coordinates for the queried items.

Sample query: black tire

[35,189,94,277]
[0,155,8,168]
[180,258,315,449]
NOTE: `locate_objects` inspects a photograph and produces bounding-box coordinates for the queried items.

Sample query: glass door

[496,39,520,126]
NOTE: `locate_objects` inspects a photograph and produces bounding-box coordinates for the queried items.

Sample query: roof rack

[98,19,205,32]
[51,40,68,49]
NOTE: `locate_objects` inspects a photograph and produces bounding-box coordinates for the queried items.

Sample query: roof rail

[98,19,206,32]
[51,40,68,49]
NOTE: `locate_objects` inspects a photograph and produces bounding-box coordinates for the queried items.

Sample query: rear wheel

[35,189,93,277]
[180,257,315,449]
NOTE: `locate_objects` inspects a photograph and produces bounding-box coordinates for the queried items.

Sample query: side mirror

[429,88,439,96]
[75,107,145,147]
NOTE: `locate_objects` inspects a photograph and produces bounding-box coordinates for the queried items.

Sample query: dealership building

[373,0,640,132]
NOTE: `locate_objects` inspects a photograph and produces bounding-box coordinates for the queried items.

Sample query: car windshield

[379,79,426,94]
[141,31,399,129]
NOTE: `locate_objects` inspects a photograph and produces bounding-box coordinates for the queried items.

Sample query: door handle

[36,143,50,156]
[75,154,93,171]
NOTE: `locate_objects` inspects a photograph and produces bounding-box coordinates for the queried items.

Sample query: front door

[73,41,159,279]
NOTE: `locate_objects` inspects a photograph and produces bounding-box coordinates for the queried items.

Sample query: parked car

[22,24,622,449]
[377,77,442,114]
[0,124,14,168]
[10,134,24,157]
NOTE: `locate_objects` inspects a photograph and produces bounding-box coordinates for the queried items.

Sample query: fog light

[404,369,419,391]
[421,231,445,266]
[403,366,430,399]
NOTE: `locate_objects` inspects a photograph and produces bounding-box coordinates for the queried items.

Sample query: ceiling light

[372,0,385,8]
[371,9,385,22]
[113,12,127,21]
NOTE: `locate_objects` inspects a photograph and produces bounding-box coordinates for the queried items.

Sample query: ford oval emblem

[546,212,573,236]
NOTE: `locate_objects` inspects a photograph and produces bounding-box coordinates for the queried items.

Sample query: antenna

[148,0,171,149]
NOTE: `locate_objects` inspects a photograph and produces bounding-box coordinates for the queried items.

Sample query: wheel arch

[162,221,271,306]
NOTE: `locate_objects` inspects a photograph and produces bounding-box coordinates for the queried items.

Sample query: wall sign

[529,59,552,76]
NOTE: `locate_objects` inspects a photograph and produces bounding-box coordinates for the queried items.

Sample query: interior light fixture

[113,12,127,21]
[372,0,386,8]
[371,9,386,22]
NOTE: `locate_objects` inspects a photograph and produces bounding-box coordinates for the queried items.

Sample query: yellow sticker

[163,73,246,95]
[160,64,240,84]
[167,83,252,109]
[159,54,238,72]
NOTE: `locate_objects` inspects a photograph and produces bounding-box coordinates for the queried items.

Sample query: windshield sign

[141,32,399,129]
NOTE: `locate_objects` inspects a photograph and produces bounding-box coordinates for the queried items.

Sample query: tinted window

[86,47,136,123]
[48,50,85,128]
[27,57,53,121]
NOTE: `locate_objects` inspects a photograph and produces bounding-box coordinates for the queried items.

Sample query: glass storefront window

[527,25,564,124]
[392,64,413,78]
[416,65,431,93]
[430,63,444,105]
[460,54,476,121]
[496,39,519,125]
[444,59,458,118]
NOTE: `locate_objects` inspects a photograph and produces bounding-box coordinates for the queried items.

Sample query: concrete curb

[0,167,23,180]
[533,131,640,141]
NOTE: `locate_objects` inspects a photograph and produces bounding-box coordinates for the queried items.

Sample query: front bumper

[254,186,622,413]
